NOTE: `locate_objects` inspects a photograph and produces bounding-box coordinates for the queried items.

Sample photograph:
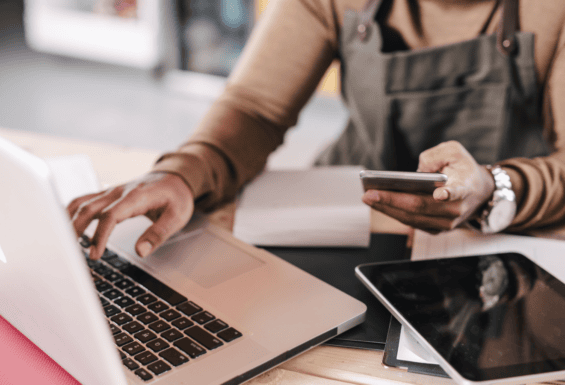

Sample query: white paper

[233,167,371,247]
[396,228,565,366]
[45,154,102,206]
[397,327,439,364]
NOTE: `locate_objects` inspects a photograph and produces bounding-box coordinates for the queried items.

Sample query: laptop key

[159,348,189,367]
[103,289,123,300]
[147,338,169,353]
[113,279,134,290]
[79,235,92,248]
[125,286,146,297]
[94,265,113,276]
[102,249,118,261]
[114,296,136,308]
[185,326,223,350]
[137,312,159,325]
[191,311,215,325]
[205,319,229,333]
[109,323,121,335]
[125,304,146,316]
[122,321,145,334]
[122,341,145,356]
[119,350,126,360]
[106,257,130,270]
[176,301,202,316]
[87,259,101,269]
[99,296,110,307]
[172,317,194,330]
[148,301,169,313]
[104,272,124,283]
[134,329,157,343]
[218,327,243,343]
[123,358,139,371]
[147,360,171,376]
[161,328,183,342]
[137,293,157,305]
[104,305,121,317]
[110,313,132,326]
[161,309,181,322]
[95,281,113,293]
[134,368,153,382]
[149,320,170,333]
[121,265,187,306]
[114,333,133,347]
[174,338,206,359]
[135,351,158,365]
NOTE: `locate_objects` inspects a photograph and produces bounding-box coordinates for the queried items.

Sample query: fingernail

[137,241,152,258]
[365,190,380,202]
[435,189,449,200]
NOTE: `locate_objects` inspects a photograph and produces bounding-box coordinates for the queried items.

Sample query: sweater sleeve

[152,0,339,211]
[501,16,565,230]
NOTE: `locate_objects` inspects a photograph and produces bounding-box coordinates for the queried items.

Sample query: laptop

[0,136,366,385]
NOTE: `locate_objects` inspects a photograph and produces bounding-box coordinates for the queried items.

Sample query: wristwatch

[478,166,517,234]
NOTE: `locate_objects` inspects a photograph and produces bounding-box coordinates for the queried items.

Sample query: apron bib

[315,0,549,171]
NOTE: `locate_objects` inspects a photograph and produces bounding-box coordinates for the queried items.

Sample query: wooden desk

[1,127,561,385]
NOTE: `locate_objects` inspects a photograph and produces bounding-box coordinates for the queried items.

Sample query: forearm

[500,154,565,230]
[153,0,340,210]
[152,100,287,211]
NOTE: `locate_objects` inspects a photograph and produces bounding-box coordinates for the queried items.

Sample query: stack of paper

[233,167,371,247]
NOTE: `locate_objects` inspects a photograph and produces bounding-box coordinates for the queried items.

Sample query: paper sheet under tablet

[233,167,371,247]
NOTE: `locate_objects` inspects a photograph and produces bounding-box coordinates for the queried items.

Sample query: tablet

[356,253,565,385]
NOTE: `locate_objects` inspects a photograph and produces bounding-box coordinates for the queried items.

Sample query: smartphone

[359,170,447,194]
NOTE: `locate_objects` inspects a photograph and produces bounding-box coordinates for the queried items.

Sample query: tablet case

[263,233,409,350]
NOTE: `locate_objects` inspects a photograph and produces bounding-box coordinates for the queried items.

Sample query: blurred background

[0,0,347,169]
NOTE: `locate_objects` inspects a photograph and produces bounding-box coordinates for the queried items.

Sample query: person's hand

[362,141,495,233]
[67,172,194,259]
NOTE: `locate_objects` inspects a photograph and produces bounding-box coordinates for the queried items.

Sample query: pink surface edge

[0,315,80,385]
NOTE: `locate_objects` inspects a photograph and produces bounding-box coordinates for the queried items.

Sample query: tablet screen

[357,253,565,382]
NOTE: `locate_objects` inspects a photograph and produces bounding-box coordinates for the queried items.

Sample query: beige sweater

[153,0,565,231]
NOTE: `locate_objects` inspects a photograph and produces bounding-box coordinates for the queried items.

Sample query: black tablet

[356,253,565,385]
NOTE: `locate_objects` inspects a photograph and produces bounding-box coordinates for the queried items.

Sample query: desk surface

[1,127,563,385]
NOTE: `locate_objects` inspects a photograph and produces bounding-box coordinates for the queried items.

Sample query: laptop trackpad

[150,230,264,289]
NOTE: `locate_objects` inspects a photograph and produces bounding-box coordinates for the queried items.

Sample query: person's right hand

[67,172,194,260]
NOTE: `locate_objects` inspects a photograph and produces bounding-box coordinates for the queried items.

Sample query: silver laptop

[0,136,366,385]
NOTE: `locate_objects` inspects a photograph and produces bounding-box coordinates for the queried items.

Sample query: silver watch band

[479,165,516,234]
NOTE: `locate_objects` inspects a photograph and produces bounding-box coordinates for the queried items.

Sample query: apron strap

[357,0,381,40]
[479,0,502,35]
[357,0,519,55]
[497,0,519,55]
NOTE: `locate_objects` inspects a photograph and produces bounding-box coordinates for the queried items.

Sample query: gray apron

[315,0,549,171]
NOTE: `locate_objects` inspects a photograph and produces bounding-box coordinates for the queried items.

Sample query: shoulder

[519,0,565,81]
[282,0,367,28]
[520,0,565,38]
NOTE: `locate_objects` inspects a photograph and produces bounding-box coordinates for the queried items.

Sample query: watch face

[486,199,516,232]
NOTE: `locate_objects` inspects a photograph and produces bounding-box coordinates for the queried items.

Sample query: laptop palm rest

[107,216,264,289]
[151,231,264,288]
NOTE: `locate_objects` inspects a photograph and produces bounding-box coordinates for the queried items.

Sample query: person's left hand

[362,141,496,233]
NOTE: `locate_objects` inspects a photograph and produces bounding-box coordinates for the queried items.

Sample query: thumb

[135,208,188,257]
[433,185,467,201]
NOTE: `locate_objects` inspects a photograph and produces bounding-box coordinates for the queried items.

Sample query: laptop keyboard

[83,240,242,382]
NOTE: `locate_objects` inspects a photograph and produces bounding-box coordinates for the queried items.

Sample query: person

[68,0,565,260]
